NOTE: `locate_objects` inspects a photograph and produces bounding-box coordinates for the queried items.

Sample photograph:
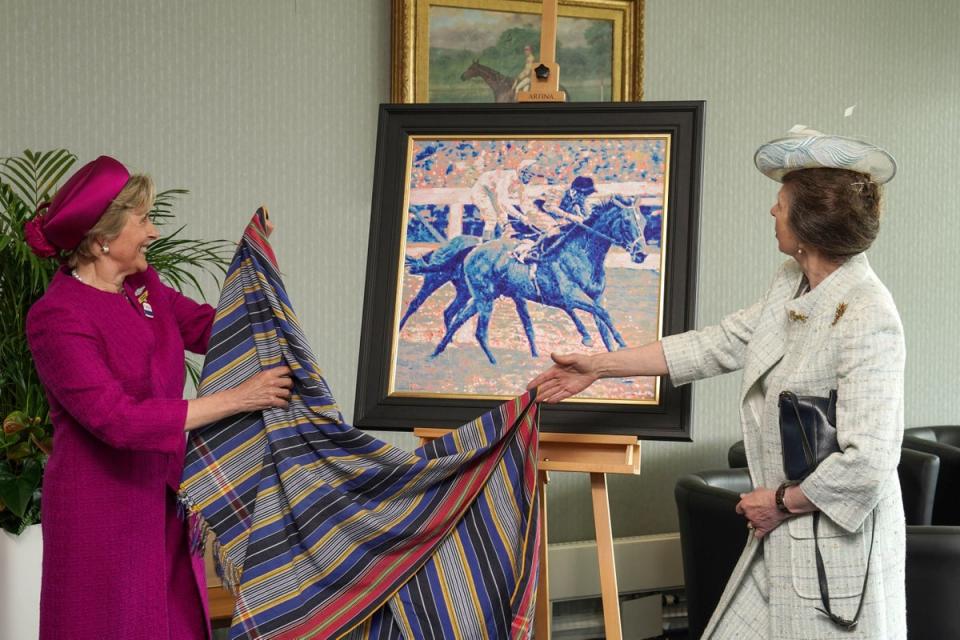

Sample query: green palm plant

[0,150,231,534]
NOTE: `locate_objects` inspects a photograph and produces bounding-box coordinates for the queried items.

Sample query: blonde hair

[67,174,156,268]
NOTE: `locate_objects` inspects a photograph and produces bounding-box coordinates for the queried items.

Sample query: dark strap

[812,509,877,630]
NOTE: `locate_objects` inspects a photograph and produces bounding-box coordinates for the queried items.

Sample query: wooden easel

[516,0,566,103]
[415,428,641,640]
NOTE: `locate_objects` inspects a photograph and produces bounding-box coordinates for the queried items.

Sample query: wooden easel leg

[591,472,622,640]
[535,470,550,639]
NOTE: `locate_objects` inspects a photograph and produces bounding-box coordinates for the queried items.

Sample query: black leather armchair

[905,525,960,638]
[726,440,939,526]
[675,469,752,640]
[898,448,939,526]
[727,440,747,469]
[678,458,946,639]
[903,426,960,525]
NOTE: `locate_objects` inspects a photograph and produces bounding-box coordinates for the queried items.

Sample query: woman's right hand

[232,366,293,412]
[527,352,599,403]
[184,365,294,431]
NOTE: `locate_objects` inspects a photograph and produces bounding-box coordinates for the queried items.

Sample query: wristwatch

[775,481,797,514]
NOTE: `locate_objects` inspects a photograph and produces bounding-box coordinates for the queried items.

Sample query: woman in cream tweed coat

[529,129,906,639]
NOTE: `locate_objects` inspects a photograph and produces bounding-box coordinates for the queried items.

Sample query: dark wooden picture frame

[355,102,704,440]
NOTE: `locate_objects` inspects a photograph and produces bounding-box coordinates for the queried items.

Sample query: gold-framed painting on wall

[391,0,644,104]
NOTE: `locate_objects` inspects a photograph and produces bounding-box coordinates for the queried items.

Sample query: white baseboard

[548,533,683,601]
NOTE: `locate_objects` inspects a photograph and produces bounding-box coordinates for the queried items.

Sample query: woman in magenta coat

[24,156,292,639]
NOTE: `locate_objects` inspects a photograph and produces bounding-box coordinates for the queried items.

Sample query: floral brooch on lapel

[135,285,154,319]
[831,302,848,327]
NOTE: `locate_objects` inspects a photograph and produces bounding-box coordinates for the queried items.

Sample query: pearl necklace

[71,268,124,294]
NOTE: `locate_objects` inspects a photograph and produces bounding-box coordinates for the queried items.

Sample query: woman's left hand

[736,488,790,539]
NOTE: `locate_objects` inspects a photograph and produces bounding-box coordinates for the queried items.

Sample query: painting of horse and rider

[390,135,670,402]
[391,0,644,103]
[428,5,614,103]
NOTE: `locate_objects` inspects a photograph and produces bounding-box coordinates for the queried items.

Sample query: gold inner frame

[387,132,671,405]
[391,0,645,103]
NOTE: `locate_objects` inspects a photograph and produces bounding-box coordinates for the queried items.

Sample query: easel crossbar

[414,426,639,640]
[414,428,641,475]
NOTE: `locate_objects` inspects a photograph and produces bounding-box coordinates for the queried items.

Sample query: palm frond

[0,150,76,212]
[148,225,232,299]
[151,188,190,224]
[185,355,203,389]
[34,151,76,200]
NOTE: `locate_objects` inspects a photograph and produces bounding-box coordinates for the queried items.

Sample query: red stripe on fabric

[193,439,254,524]
[316,451,500,634]
[243,209,278,267]
[275,393,537,639]
[308,393,538,636]
[512,480,541,633]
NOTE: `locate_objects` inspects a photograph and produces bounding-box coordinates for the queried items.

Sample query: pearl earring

[796,247,804,256]
[101,244,110,254]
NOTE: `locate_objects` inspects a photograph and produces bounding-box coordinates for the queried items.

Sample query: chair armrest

[898,448,939,526]
[903,436,960,525]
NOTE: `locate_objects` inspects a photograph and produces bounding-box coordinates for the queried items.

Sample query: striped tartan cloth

[179,210,541,639]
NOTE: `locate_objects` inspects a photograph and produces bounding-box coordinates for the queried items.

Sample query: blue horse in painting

[400,233,548,357]
[398,183,596,353]
[431,195,649,365]
[399,234,479,331]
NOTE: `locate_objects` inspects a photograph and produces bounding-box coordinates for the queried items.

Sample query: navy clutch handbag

[778,389,840,481]
[778,389,875,630]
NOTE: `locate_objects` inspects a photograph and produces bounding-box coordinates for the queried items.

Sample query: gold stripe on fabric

[452,532,488,640]
[295,459,493,635]
[319,454,504,639]
[498,458,523,523]
[197,347,257,387]
[509,417,539,603]
[482,490,517,568]
[433,555,464,640]
[213,294,245,323]
[236,478,431,604]
[191,465,263,515]
[241,462,370,534]
[179,435,265,495]
[390,598,417,638]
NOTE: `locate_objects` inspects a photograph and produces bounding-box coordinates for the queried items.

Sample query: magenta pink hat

[23,155,130,257]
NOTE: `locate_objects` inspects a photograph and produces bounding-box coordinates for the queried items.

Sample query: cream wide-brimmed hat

[754,126,897,184]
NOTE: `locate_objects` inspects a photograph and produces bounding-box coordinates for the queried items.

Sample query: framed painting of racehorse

[355,101,703,439]
[390,0,644,103]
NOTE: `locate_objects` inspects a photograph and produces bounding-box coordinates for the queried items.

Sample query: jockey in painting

[470,154,529,241]
[511,175,598,264]
[511,44,536,98]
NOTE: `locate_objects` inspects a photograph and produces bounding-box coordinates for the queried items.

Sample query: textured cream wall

[3,0,957,541]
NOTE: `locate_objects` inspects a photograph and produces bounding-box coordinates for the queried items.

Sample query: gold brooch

[788,310,808,322]
[832,302,848,327]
